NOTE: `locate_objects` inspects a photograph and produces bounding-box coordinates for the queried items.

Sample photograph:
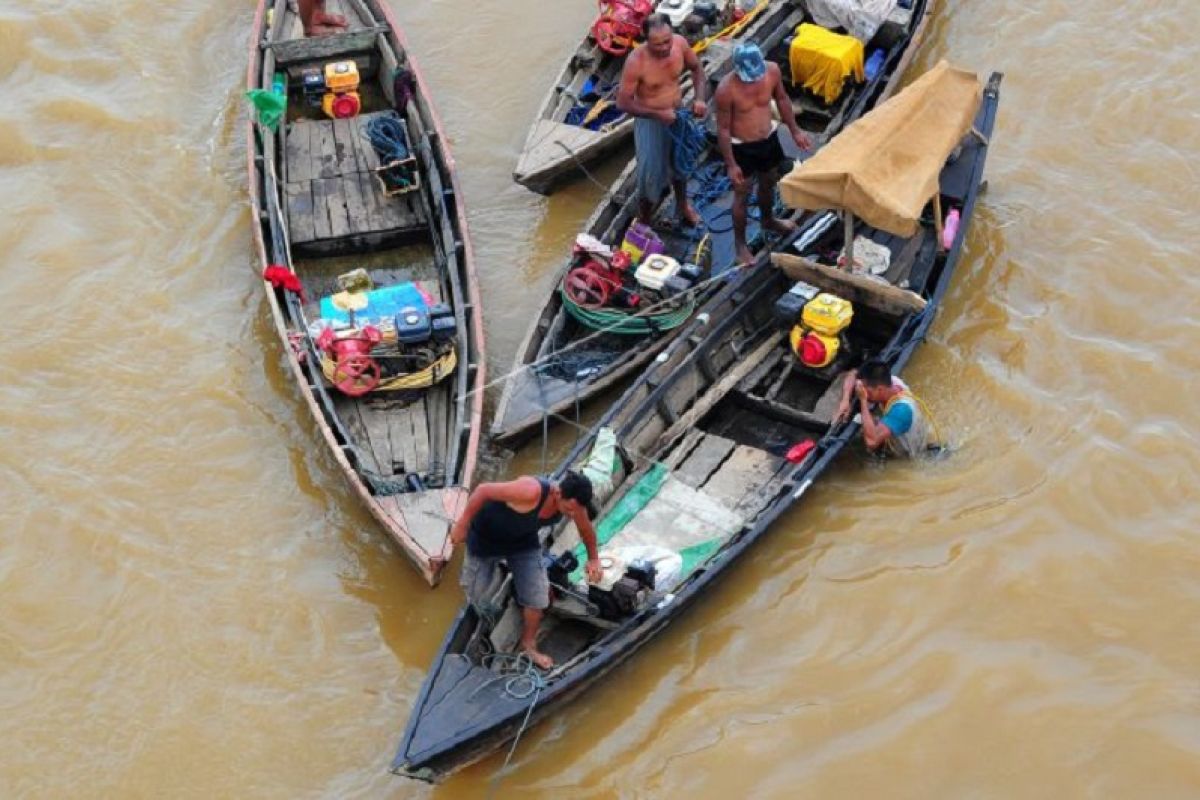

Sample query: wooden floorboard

[359,403,396,475]
[701,446,786,516]
[285,112,428,248]
[674,433,736,489]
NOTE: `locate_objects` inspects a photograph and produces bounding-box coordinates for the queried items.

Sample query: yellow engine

[789,293,853,368]
[322,60,362,119]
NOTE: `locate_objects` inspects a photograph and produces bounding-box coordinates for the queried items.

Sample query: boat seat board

[285,112,427,250]
[277,0,372,44]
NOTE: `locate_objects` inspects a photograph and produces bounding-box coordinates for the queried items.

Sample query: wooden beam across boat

[771,252,928,318]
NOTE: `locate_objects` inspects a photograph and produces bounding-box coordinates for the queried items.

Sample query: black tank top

[467,478,561,557]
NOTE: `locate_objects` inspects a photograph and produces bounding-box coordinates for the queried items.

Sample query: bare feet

[735,245,755,267]
[678,202,702,228]
[521,646,554,670]
[765,217,796,236]
[313,10,348,27]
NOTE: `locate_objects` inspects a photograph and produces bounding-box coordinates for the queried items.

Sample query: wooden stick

[842,210,854,270]
[771,253,927,317]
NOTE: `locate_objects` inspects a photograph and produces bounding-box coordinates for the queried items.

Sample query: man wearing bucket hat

[441,472,602,669]
[716,42,813,266]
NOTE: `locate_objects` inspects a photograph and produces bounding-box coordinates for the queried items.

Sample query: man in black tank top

[444,472,602,669]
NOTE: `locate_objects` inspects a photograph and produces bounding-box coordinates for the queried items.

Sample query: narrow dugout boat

[246,0,485,585]
[514,0,792,193]
[394,64,1002,780]
[493,0,931,446]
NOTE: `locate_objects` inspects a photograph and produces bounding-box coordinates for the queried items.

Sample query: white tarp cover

[806,0,899,42]
[779,60,983,237]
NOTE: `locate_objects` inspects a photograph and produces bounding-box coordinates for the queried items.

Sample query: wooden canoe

[492,0,931,446]
[246,0,485,585]
[513,0,794,194]
[394,70,1003,782]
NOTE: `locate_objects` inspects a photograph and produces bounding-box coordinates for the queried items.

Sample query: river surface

[2,0,1199,797]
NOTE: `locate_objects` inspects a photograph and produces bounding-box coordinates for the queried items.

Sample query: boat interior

[496,0,923,441]
[465,113,985,676]
[255,0,476,559]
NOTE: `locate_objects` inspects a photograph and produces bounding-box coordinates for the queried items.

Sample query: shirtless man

[616,13,707,226]
[298,0,348,36]
[715,43,813,266]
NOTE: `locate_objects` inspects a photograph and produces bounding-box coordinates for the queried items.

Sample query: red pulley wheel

[332,354,381,396]
[564,268,612,309]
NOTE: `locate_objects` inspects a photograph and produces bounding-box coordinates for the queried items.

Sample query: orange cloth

[788,23,865,104]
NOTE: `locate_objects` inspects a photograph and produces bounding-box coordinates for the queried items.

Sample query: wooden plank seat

[284,111,428,256]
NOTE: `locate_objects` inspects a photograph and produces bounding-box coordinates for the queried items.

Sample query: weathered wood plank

[339,403,381,475]
[285,122,313,184]
[653,334,782,455]
[312,122,340,179]
[674,433,737,489]
[395,491,454,556]
[340,171,371,236]
[772,253,928,317]
[701,445,786,514]
[284,181,317,244]
[332,117,363,174]
[410,399,431,476]
[662,428,706,471]
[359,403,396,475]
[386,402,418,475]
[320,177,352,239]
[267,28,388,66]
[309,177,333,240]
[354,170,388,232]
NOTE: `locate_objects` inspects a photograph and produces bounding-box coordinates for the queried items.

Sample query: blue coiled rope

[669,108,708,179]
[364,114,410,163]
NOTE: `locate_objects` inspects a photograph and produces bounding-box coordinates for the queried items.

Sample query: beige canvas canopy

[780,60,983,239]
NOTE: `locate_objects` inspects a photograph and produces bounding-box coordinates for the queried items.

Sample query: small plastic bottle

[865,49,885,81]
[942,208,961,249]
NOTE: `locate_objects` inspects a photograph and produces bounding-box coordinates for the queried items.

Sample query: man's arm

[616,51,674,123]
[715,81,743,188]
[771,64,812,150]
[856,384,893,451]
[448,477,541,546]
[833,369,858,423]
[682,39,708,116]
[570,507,604,583]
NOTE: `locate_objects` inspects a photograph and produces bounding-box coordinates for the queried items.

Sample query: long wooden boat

[393,66,1002,781]
[246,0,485,585]
[513,0,792,194]
[492,0,930,446]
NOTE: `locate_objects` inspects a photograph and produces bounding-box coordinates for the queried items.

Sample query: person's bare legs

[519,607,553,669]
[731,181,754,266]
[759,168,795,237]
[638,197,656,226]
[672,178,701,228]
[299,0,347,35]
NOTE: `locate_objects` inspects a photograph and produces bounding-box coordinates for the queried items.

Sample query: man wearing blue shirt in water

[834,359,931,457]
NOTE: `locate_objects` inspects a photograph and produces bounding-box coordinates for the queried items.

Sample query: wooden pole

[842,210,854,270]
[932,192,945,252]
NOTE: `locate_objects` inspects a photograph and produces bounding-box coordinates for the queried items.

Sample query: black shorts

[732,130,786,175]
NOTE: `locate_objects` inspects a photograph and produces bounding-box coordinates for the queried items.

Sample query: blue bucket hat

[733,43,767,83]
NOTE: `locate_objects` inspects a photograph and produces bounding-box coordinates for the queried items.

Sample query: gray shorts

[461,549,549,611]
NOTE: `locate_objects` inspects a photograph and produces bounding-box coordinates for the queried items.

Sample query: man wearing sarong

[716,43,813,266]
[616,13,707,226]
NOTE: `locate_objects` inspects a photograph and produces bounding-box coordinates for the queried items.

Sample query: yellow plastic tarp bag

[789,23,865,104]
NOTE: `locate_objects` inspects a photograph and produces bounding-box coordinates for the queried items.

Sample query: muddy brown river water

[2,0,1200,796]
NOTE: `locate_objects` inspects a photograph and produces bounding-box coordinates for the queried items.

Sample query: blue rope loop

[668,108,708,179]
[364,114,411,163]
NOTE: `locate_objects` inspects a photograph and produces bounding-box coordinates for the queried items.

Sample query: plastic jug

[941,208,961,250]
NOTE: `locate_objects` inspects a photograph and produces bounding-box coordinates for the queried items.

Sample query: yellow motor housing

[801,292,854,337]
[324,60,361,93]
